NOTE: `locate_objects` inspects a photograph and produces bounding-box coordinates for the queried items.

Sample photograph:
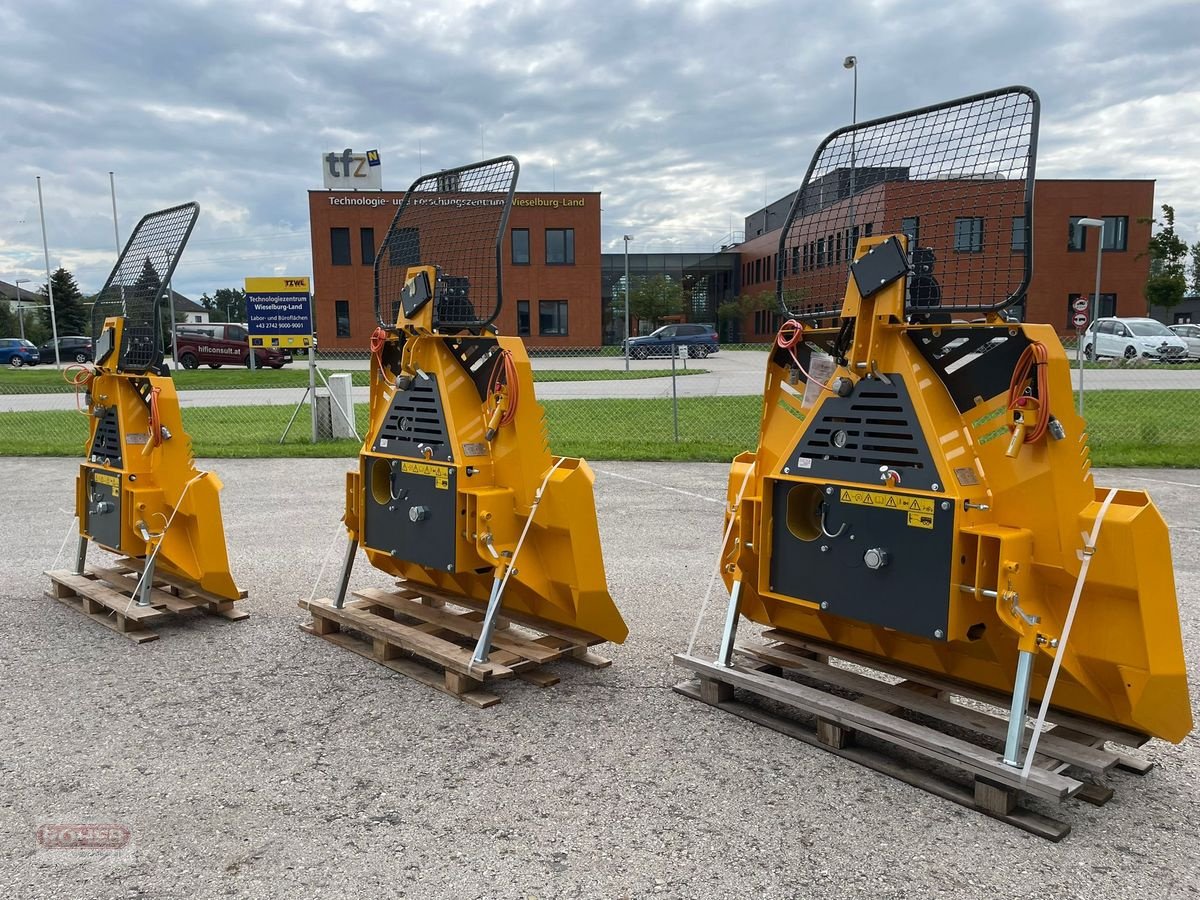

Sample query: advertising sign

[245,277,312,349]
[321,149,382,190]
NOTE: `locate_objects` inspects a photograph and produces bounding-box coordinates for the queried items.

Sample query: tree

[200,288,247,322]
[629,274,683,327]
[0,300,16,338]
[1140,204,1188,313]
[1189,241,1200,296]
[40,267,90,337]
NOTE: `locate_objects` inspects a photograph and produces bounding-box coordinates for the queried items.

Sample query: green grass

[0,366,707,394]
[2,390,1197,467]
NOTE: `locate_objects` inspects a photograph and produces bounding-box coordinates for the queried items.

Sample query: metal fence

[1,341,1197,467]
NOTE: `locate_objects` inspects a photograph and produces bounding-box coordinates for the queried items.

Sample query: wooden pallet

[674,629,1153,841]
[300,584,612,708]
[45,559,249,644]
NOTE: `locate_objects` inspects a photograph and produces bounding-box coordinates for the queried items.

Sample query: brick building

[308,190,602,350]
[733,179,1155,339]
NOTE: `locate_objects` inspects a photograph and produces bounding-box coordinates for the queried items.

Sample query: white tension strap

[1020,487,1120,780]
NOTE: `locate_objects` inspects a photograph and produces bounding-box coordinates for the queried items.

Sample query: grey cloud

[0,0,1194,299]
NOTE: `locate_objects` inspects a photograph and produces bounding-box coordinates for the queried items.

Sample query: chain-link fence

[1,341,1197,467]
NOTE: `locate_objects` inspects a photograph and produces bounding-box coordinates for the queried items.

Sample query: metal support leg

[136,552,157,607]
[333,538,359,609]
[1002,649,1036,767]
[471,574,506,664]
[716,580,743,667]
[73,534,89,575]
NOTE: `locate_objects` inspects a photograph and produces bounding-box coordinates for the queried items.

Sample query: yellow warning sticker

[93,473,120,489]
[401,461,449,490]
[839,488,934,514]
[907,510,935,529]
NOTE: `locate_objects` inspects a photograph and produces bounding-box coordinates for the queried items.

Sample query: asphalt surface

[1,458,1198,899]
[3,350,1199,412]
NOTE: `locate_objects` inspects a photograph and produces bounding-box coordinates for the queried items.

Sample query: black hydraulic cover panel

[768,478,954,640]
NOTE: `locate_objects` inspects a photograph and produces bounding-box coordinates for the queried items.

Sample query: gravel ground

[0,457,1197,899]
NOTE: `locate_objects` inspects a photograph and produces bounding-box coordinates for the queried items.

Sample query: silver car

[1084,317,1189,362]
[1169,324,1200,360]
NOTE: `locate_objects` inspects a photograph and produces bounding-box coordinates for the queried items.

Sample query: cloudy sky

[1,0,1195,300]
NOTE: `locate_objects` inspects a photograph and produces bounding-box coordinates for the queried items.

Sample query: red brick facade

[308,191,601,349]
[732,179,1154,337]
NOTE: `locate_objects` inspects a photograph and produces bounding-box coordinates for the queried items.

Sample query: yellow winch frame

[335,264,627,649]
[719,234,1191,744]
[74,314,241,603]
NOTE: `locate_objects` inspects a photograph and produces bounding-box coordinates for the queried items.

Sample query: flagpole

[36,176,62,368]
[109,171,121,255]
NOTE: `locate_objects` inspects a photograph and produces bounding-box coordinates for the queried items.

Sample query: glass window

[816,238,826,268]
[335,300,351,337]
[1102,216,1128,251]
[330,227,351,266]
[1010,216,1027,253]
[512,229,530,265]
[1127,319,1171,337]
[539,300,568,335]
[791,246,800,275]
[226,324,245,341]
[517,300,530,336]
[360,227,375,266]
[954,217,984,253]
[545,229,574,265]
[901,217,919,249]
[1068,216,1087,252]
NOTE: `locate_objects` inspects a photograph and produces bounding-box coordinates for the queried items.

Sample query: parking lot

[2,458,1198,899]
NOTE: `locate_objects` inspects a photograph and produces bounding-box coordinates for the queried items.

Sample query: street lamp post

[14,279,30,341]
[1075,218,1105,416]
[623,234,634,372]
[843,55,858,243]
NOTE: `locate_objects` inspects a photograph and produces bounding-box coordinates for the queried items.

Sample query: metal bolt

[445,564,453,571]
[934,629,945,639]
[820,601,829,610]
[931,483,941,491]
[820,545,829,553]
[849,534,855,541]
[825,486,834,495]
[783,467,790,474]
[940,501,950,511]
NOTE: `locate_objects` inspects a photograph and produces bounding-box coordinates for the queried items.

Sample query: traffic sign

[1072,296,1090,313]
[1072,311,1089,329]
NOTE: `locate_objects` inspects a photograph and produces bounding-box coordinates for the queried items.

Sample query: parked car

[623,323,720,359]
[174,323,292,369]
[37,335,94,364]
[1169,323,1200,359]
[1083,317,1189,362]
[0,338,40,367]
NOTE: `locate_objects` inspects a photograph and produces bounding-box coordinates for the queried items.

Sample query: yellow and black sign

[839,488,936,530]
[245,276,313,349]
[93,472,120,494]
[401,461,449,490]
[840,488,933,513]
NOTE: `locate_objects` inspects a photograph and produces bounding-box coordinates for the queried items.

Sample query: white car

[1169,323,1200,359]
[1084,317,1189,362]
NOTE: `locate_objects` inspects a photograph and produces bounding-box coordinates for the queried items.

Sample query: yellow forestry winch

[705,86,1190,763]
[72,202,242,606]
[331,156,627,658]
